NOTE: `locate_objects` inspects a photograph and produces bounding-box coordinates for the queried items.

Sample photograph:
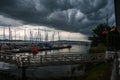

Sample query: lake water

[11,44,90,56]
[0,44,90,78]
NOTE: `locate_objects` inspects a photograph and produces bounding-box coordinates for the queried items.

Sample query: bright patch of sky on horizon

[0,25,88,41]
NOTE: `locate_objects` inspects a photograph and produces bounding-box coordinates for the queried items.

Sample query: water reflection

[13,45,90,56]
[38,45,88,55]
[0,44,90,78]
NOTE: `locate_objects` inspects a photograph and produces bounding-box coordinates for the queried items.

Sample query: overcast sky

[0,0,115,41]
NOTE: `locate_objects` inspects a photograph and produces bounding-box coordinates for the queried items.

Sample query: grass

[89,43,107,53]
[0,71,19,80]
[0,62,112,80]
[70,62,112,80]
[83,63,112,80]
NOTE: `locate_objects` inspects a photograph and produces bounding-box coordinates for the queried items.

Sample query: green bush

[89,43,106,53]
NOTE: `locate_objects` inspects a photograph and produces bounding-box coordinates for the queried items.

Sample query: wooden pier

[0,53,108,67]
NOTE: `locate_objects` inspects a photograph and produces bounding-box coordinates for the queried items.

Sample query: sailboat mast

[24,29,26,41]
[3,26,6,40]
[30,29,33,43]
[14,29,17,41]
[52,32,55,41]
[38,28,39,43]
[58,32,60,41]
[44,28,48,42]
[10,27,12,40]
[9,26,11,40]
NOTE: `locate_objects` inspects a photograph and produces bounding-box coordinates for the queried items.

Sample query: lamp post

[113,0,119,80]
[18,56,27,80]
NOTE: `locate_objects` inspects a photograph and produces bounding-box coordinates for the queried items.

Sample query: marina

[0,44,91,79]
[0,0,119,80]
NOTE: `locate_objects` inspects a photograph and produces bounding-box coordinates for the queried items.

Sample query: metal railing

[0,53,106,67]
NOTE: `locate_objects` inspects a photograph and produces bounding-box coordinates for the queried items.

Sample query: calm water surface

[0,44,91,78]
[24,44,90,55]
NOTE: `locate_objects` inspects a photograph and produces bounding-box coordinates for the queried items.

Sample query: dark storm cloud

[0,0,115,35]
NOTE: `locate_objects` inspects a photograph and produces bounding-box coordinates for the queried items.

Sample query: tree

[90,23,110,47]
[90,24,120,50]
[90,23,120,50]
